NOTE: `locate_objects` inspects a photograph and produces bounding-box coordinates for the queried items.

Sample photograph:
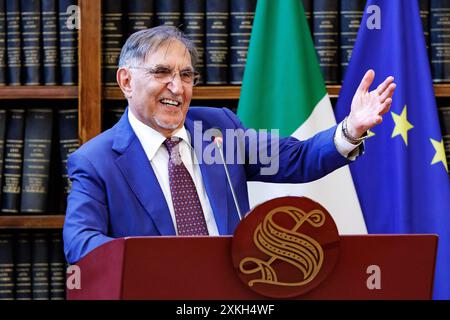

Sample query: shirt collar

[128,108,192,160]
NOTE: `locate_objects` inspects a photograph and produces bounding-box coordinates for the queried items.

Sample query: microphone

[212,130,243,221]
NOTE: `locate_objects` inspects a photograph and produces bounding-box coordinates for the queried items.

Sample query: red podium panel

[67,235,437,300]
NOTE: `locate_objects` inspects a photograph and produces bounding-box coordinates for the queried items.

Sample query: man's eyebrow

[152,64,194,72]
[181,66,195,72]
[152,64,171,69]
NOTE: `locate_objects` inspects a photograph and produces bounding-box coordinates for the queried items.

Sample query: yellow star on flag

[367,129,375,138]
[391,105,414,145]
[430,138,448,172]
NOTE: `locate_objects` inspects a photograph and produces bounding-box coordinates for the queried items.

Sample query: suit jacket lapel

[185,117,229,235]
[112,109,176,236]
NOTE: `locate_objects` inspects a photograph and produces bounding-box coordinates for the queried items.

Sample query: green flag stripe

[238,0,326,136]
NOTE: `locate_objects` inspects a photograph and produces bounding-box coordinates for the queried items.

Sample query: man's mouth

[160,98,181,107]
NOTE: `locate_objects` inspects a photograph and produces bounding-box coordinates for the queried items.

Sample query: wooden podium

[67,235,437,300]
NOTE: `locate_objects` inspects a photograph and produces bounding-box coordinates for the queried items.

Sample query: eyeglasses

[128,65,201,86]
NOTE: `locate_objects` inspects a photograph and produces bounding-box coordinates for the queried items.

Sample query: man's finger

[376,76,395,95]
[379,83,396,102]
[367,115,383,129]
[374,115,383,125]
[378,98,392,115]
[387,83,396,99]
[357,69,375,93]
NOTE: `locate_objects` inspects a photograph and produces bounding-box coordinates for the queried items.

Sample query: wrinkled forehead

[144,39,193,69]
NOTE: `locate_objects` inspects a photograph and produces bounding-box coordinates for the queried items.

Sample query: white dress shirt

[334,121,363,160]
[128,110,219,236]
[128,109,360,235]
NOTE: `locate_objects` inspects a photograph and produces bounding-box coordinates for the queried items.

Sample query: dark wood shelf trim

[103,86,242,100]
[103,87,124,100]
[327,85,341,98]
[102,85,344,100]
[0,84,449,101]
[79,0,102,144]
[0,86,78,99]
[0,215,65,229]
[434,84,450,97]
[193,86,241,99]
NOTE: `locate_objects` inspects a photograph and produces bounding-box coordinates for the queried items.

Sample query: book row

[3,1,449,87]
[0,108,79,214]
[0,230,66,300]
[101,0,450,86]
[0,0,78,86]
[438,105,450,172]
[101,0,256,86]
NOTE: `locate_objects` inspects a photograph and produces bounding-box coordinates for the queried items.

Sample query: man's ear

[117,67,132,99]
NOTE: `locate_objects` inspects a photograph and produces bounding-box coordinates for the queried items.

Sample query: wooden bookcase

[0,0,449,229]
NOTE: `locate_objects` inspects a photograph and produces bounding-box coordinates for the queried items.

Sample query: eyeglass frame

[127,65,201,86]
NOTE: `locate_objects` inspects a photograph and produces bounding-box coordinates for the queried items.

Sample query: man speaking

[63,26,395,264]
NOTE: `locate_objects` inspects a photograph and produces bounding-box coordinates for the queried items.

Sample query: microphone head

[210,127,224,147]
[213,136,223,145]
[209,127,243,221]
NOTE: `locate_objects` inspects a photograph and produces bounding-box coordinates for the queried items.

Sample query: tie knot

[164,137,181,155]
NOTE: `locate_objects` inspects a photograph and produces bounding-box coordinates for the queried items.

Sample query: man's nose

[167,72,184,95]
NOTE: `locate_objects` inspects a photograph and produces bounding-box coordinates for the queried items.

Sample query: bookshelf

[104,85,243,100]
[0,215,65,229]
[106,85,336,100]
[0,86,78,99]
[2,84,450,101]
[79,0,101,145]
[0,0,449,229]
[102,84,450,100]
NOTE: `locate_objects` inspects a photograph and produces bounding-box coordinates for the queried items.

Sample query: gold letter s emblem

[239,206,325,287]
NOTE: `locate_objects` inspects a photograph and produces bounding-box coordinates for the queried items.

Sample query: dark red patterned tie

[164,138,209,235]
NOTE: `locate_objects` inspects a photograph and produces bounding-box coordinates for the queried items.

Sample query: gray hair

[118,26,198,69]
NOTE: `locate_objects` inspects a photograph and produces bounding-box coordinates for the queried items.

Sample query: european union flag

[335,0,450,299]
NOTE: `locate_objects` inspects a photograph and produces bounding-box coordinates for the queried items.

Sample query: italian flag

[237,0,367,234]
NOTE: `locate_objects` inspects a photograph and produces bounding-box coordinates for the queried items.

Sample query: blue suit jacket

[63,107,350,263]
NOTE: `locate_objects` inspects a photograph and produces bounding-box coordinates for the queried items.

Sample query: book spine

[32,231,49,300]
[0,109,6,201]
[155,0,181,27]
[103,107,125,131]
[102,0,123,86]
[1,109,25,214]
[58,109,79,195]
[205,0,229,85]
[46,120,65,213]
[183,0,205,84]
[420,0,430,53]
[14,232,32,300]
[21,0,42,85]
[20,109,54,213]
[430,0,450,82]
[0,231,14,300]
[58,0,78,85]
[42,0,59,85]
[229,0,256,85]
[0,0,6,85]
[313,0,340,84]
[6,0,21,85]
[126,0,154,37]
[340,0,365,81]
[49,231,65,300]
[302,0,313,34]
[438,105,450,175]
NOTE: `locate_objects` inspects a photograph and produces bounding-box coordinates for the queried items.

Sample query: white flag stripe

[247,95,368,235]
